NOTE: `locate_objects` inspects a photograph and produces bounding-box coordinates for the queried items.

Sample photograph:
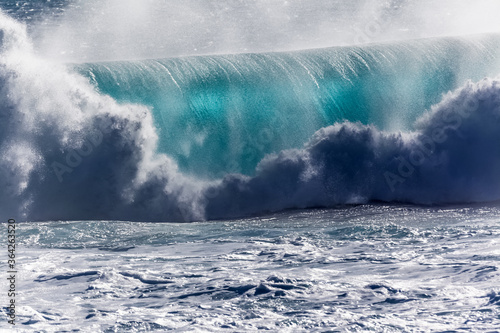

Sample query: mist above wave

[4,0,500,62]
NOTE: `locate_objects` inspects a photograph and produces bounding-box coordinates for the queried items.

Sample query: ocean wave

[2,11,500,222]
[76,34,500,177]
[205,78,500,219]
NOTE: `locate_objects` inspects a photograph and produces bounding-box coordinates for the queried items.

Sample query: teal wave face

[75,35,500,179]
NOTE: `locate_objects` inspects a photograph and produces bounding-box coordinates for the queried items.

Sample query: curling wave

[76,34,500,177]
[1,11,500,222]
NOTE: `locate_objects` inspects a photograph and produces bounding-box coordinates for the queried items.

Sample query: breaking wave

[1,11,500,222]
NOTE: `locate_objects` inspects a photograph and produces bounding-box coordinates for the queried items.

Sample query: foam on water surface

[7,205,500,331]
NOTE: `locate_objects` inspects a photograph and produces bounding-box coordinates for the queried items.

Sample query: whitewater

[2,0,500,331]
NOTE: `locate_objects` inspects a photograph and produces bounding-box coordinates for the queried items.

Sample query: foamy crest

[0,12,204,221]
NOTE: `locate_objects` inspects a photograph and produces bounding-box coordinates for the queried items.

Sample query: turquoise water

[76,35,500,178]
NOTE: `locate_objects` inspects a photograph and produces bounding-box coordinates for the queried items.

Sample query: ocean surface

[6,205,500,331]
[2,1,500,331]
